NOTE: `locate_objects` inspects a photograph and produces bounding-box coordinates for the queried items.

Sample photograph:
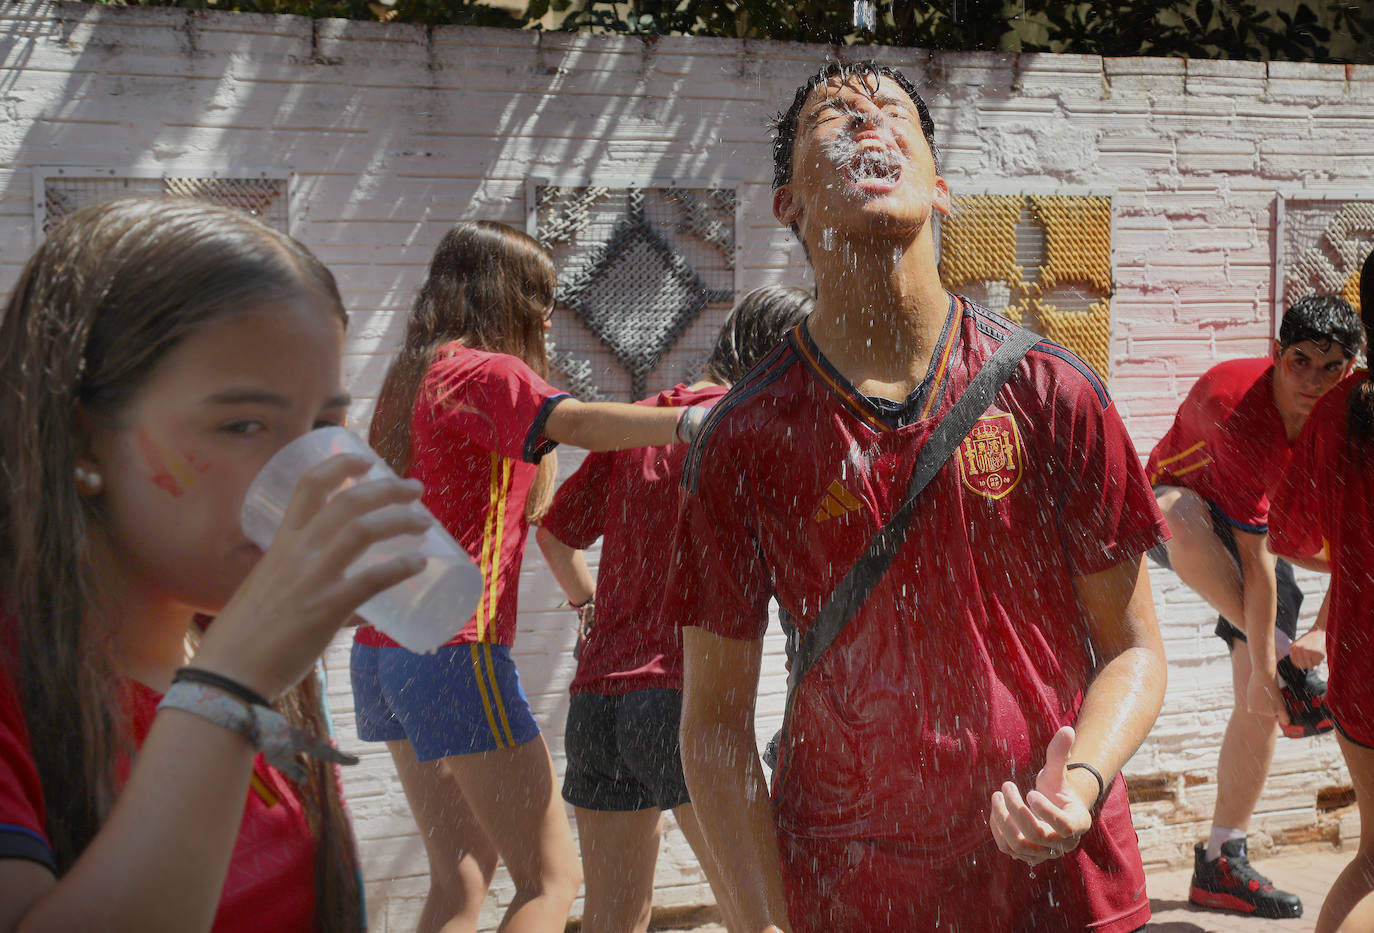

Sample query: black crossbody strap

[788,326,1041,689]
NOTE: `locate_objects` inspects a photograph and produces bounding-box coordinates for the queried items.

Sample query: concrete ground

[643,846,1358,932]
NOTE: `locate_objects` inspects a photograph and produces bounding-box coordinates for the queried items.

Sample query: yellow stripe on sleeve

[1154,439,1207,470]
[1169,456,1213,478]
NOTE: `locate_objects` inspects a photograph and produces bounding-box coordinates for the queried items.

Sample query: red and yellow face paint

[136,430,211,497]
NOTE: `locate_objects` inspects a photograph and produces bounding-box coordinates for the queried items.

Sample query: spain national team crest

[956,412,1023,500]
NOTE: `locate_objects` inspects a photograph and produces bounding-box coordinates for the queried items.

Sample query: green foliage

[106,0,524,28]
[550,0,1370,62]
[1022,0,1352,61]
[84,0,1374,63]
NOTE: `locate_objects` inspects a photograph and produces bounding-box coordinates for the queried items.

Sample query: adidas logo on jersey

[813,479,863,523]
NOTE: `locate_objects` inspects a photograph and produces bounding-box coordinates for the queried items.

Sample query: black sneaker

[1188,839,1302,918]
[1277,656,1335,739]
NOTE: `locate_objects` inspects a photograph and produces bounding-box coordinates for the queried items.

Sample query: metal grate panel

[532,183,736,402]
[35,168,289,237]
[1277,195,1373,320]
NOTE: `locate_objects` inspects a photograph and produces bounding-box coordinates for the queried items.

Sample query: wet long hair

[1348,249,1374,445]
[704,285,814,385]
[370,220,559,521]
[0,197,364,930]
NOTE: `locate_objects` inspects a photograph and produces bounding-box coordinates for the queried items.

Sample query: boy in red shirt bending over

[662,61,1169,933]
[1147,294,1358,919]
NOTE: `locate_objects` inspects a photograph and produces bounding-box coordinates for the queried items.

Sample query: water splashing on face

[820,124,905,200]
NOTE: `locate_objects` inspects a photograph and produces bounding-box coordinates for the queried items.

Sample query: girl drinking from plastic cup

[355,220,708,933]
[0,197,428,931]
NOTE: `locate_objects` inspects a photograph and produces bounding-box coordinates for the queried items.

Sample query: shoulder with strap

[787,323,1042,690]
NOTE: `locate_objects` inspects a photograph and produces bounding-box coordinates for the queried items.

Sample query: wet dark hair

[771,59,938,191]
[1278,293,1361,357]
[704,285,814,384]
[1347,250,1374,445]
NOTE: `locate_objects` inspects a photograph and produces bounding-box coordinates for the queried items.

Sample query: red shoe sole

[1189,886,1303,918]
[1189,887,1258,914]
[1282,717,1335,739]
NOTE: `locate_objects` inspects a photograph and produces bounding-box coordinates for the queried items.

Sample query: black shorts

[562,689,690,812]
[1148,494,1302,649]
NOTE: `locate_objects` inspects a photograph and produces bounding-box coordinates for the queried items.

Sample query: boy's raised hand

[989,725,1094,866]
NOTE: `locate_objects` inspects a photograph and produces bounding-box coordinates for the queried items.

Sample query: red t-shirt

[541,383,727,696]
[355,343,567,648]
[662,297,1166,932]
[1270,371,1374,745]
[1146,358,1290,532]
[0,663,317,930]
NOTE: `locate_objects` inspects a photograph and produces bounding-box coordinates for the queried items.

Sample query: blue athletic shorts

[350,641,541,761]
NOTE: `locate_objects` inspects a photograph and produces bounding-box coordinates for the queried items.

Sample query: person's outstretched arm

[680,626,791,933]
[544,398,695,452]
[990,554,1166,864]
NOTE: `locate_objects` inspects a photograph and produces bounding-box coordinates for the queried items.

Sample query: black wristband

[173,667,271,709]
[1066,762,1107,811]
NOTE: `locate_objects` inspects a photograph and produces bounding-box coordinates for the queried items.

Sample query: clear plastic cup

[240,427,483,654]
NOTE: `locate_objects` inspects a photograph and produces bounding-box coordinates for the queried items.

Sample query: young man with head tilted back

[660,61,1169,933]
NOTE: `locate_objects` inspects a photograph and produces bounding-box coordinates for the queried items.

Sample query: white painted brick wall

[3,3,1371,926]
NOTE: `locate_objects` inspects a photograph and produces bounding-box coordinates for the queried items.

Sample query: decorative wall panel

[940,193,1114,380]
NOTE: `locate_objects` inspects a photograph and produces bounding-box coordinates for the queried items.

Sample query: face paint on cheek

[184,451,213,475]
[135,430,202,498]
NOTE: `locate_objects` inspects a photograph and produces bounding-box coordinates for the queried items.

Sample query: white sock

[1205,826,1247,862]
[1275,629,1292,660]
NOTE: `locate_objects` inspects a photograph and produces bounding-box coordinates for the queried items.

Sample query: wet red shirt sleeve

[541,451,615,550]
[1051,376,1168,577]
[661,437,773,641]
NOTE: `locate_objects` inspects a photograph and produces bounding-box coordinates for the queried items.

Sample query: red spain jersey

[1146,357,1289,532]
[355,343,567,648]
[0,657,318,930]
[1270,372,1374,746]
[541,383,727,696]
[662,297,1166,932]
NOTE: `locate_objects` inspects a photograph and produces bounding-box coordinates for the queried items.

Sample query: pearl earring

[74,464,104,494]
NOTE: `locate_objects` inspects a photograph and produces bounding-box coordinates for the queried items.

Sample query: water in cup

[241,427,483,653]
